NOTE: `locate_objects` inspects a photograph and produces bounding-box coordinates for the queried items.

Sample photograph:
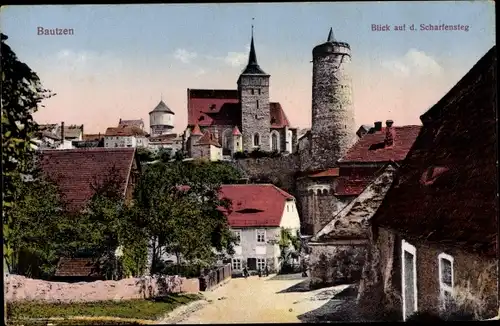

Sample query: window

[287,205,289,212]
[258,89,261,95]
[232,258,242,270]
[251,89,254,95]
[257,258,266,270]
[256,100,259,109]
[257,230,266,243]
[271,132,279,152]
[438,253,454,306]
[114,143,118,147]
[233,230,241,244]
[253,133,260,147]
[402,240,418,321]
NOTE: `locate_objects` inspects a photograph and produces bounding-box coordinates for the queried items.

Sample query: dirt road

[171,274,351,324]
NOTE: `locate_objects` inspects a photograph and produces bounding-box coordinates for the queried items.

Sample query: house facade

[187,124,223,161]
[104,126,149,148]
[217,184,301,274]
[357,46,498,321]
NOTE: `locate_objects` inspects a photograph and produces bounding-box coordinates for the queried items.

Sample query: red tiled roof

[38,148,136,211]
[105,126,147,137]
[334,177,373,196]
[196,130,222,147]
[232,126,242,136]
[372,45,497,257]
[308,168,339,178]
[338,126,421,163]
[191,124,203,136]
[270,102,291,128]
[176,184,295,227]
[54,258,101,277]
[188,89,240,126]
[187,89,290,128]
[219,184,295,228]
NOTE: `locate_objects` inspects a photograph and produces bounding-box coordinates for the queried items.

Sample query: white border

[401,239,418,321]
[438,252,454,304]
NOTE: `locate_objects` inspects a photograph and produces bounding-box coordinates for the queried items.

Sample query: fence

[198,263,232,291]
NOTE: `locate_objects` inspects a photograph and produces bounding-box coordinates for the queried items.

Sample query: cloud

[54,49,122,73]
[382,49,443,77]
[174,48,197,64]
[205,44,251,68]
[195,68,207,77]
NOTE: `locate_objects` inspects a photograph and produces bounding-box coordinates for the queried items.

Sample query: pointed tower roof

[240,24,268,75]
[327,27,335,42]
[149,100,175,115]
[191,124,203,136]
[232,125,242,136]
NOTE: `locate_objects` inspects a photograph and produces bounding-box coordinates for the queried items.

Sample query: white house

[104,126,148,148]
[218,184,301,274]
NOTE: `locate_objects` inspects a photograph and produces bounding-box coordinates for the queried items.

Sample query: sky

[0,2,495,134]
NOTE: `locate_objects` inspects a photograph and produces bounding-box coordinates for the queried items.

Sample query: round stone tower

[310,28,356,170]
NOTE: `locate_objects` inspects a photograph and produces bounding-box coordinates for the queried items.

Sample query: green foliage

[5,162,67,277]
[2,33,56,273]
[131,160,241,273]
[277,228,301,273]
[233,149,282,159]
[135,147,156,163]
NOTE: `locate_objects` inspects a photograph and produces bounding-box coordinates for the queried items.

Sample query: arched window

[253,133,260,147]
[271,131,279,152]
[286,130,293,153]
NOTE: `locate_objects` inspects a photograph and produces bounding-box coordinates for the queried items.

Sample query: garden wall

[4,274,200,303]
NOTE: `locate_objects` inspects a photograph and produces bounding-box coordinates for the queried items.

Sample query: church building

[183,30,298,159]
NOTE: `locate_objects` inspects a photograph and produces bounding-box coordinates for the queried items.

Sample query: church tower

[310,28,356,170]
[237,26,271,152]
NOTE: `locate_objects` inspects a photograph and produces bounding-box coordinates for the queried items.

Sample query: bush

[160,263,202,278]
[233,149,282,159]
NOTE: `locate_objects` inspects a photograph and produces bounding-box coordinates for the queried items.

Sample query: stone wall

[5,275,200,303]
[357,227,499,320]
[296,177,353,235]
[310,42,356,171]
[239,76,271,152]
[308,243,366,288]
[232,155,300,194]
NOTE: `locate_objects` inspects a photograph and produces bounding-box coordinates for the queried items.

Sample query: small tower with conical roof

[231,125,243,153]
[237,23,271,152]
[149,99,175,136]
[310,28,356,170]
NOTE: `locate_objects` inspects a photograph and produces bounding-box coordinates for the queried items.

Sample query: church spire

[327,27,335,42]
[241,19,267,75]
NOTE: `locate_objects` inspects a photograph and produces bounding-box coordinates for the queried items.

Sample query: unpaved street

[173,274,352,324]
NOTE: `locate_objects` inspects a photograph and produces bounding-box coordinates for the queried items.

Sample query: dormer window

[199,116,205,121]
[210,104,216,110]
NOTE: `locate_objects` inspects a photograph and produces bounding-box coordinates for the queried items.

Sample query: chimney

[384,120,395,147]
[374,121,382,131]
[60,121,65,143]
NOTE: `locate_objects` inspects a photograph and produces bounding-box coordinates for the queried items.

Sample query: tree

[277,228,301,273]
[5,163,67,278]
[2,33,55,274]
[131,160,241,274]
